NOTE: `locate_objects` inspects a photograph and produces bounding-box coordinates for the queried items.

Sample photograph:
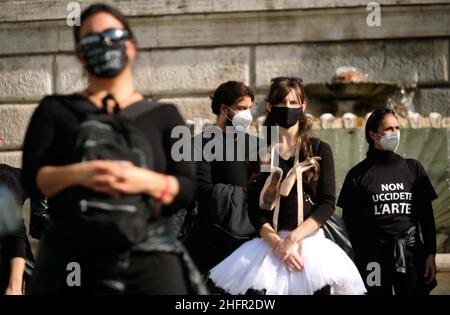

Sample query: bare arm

[37,159,181,206]
[4,257,25,295]
[37,164,82,197]
[102,163,180,205]
[259,223,304,272]
[37,161,119,197]
[286,217,321,243]
[259,222,282,248]
[147,173,179,205]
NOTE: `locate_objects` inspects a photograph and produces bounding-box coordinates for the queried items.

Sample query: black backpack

[60,94,162,252]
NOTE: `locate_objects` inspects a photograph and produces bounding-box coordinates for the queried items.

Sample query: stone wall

[0,0,449,166]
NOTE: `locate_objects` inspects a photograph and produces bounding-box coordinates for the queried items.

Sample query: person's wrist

[154,174,171,202]
[72,162,90,187]
[271,238,282,249]
[143,170,155,196]
[8,279,22,291]
[286,233,300,244]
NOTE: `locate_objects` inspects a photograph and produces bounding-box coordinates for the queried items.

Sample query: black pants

[123,252,188,294]
[184,224,247,275]
[30,226,189,295]
[0,245,9,292]
[355,242,431,295]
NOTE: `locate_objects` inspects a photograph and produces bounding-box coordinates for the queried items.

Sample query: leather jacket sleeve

[29,192,50,239]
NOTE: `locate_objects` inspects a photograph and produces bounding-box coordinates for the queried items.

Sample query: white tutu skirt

[208,229,366,295]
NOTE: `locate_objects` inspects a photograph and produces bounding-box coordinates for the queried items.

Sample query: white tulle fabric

[209,229,366,295]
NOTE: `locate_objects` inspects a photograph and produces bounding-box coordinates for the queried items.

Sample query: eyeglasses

[270,76,303,83]
[77,28,131,51]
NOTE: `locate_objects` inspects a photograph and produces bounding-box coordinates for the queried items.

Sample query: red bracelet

[155,175,170,203]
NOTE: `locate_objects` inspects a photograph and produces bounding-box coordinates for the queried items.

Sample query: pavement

[433,272,450,295]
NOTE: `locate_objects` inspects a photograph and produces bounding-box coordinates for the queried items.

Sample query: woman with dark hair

[338,108,438,295]
[22,3,204,294]
[208,77,365,295]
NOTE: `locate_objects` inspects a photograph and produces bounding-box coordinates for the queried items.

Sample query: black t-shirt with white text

[337,147,437,253]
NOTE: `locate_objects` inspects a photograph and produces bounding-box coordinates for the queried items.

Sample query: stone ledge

[133,47,250,96]
[55,55,87,95]
[1,4,450,55]
[0,151,22,168]
[156,97,215,121]
[437,254,450,272]
[2,1,449,22]
[255,39,449,88]
[413,88,450,116]
[0,105,37,150]
[0,56,53,102]
[54,47,250,97]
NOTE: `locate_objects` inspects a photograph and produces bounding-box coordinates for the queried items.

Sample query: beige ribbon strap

[271,143,280,232]
[273,197,280,232]
[294,157,321,227]
[270,139,320,231]
[295,166,304,227]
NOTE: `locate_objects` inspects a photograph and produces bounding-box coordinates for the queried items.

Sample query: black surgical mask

[78,28,131,78]
[269,107,302,129]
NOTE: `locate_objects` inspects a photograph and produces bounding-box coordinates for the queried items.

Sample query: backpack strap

[58,94,166,120]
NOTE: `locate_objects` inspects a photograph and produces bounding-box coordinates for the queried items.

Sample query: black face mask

[269,107,302,129]
[81,41,128,78]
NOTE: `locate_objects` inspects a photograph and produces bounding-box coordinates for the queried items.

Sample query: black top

[185,128,258,273]
[248,138,336,232]
[0,164,27,259]
[337,146,437,254]
[21,94,195,222]
[194,128,258,232]
[195,128,259,204]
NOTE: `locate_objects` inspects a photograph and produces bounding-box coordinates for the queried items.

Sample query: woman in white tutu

[208,77,366,295]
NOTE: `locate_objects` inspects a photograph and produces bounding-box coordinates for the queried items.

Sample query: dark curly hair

[210,81,254,115]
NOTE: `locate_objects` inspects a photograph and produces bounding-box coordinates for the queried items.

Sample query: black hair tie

[102,93,121,114]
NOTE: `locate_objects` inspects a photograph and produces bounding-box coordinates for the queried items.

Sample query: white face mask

[378,130,400,152]
[226,107,253,132]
